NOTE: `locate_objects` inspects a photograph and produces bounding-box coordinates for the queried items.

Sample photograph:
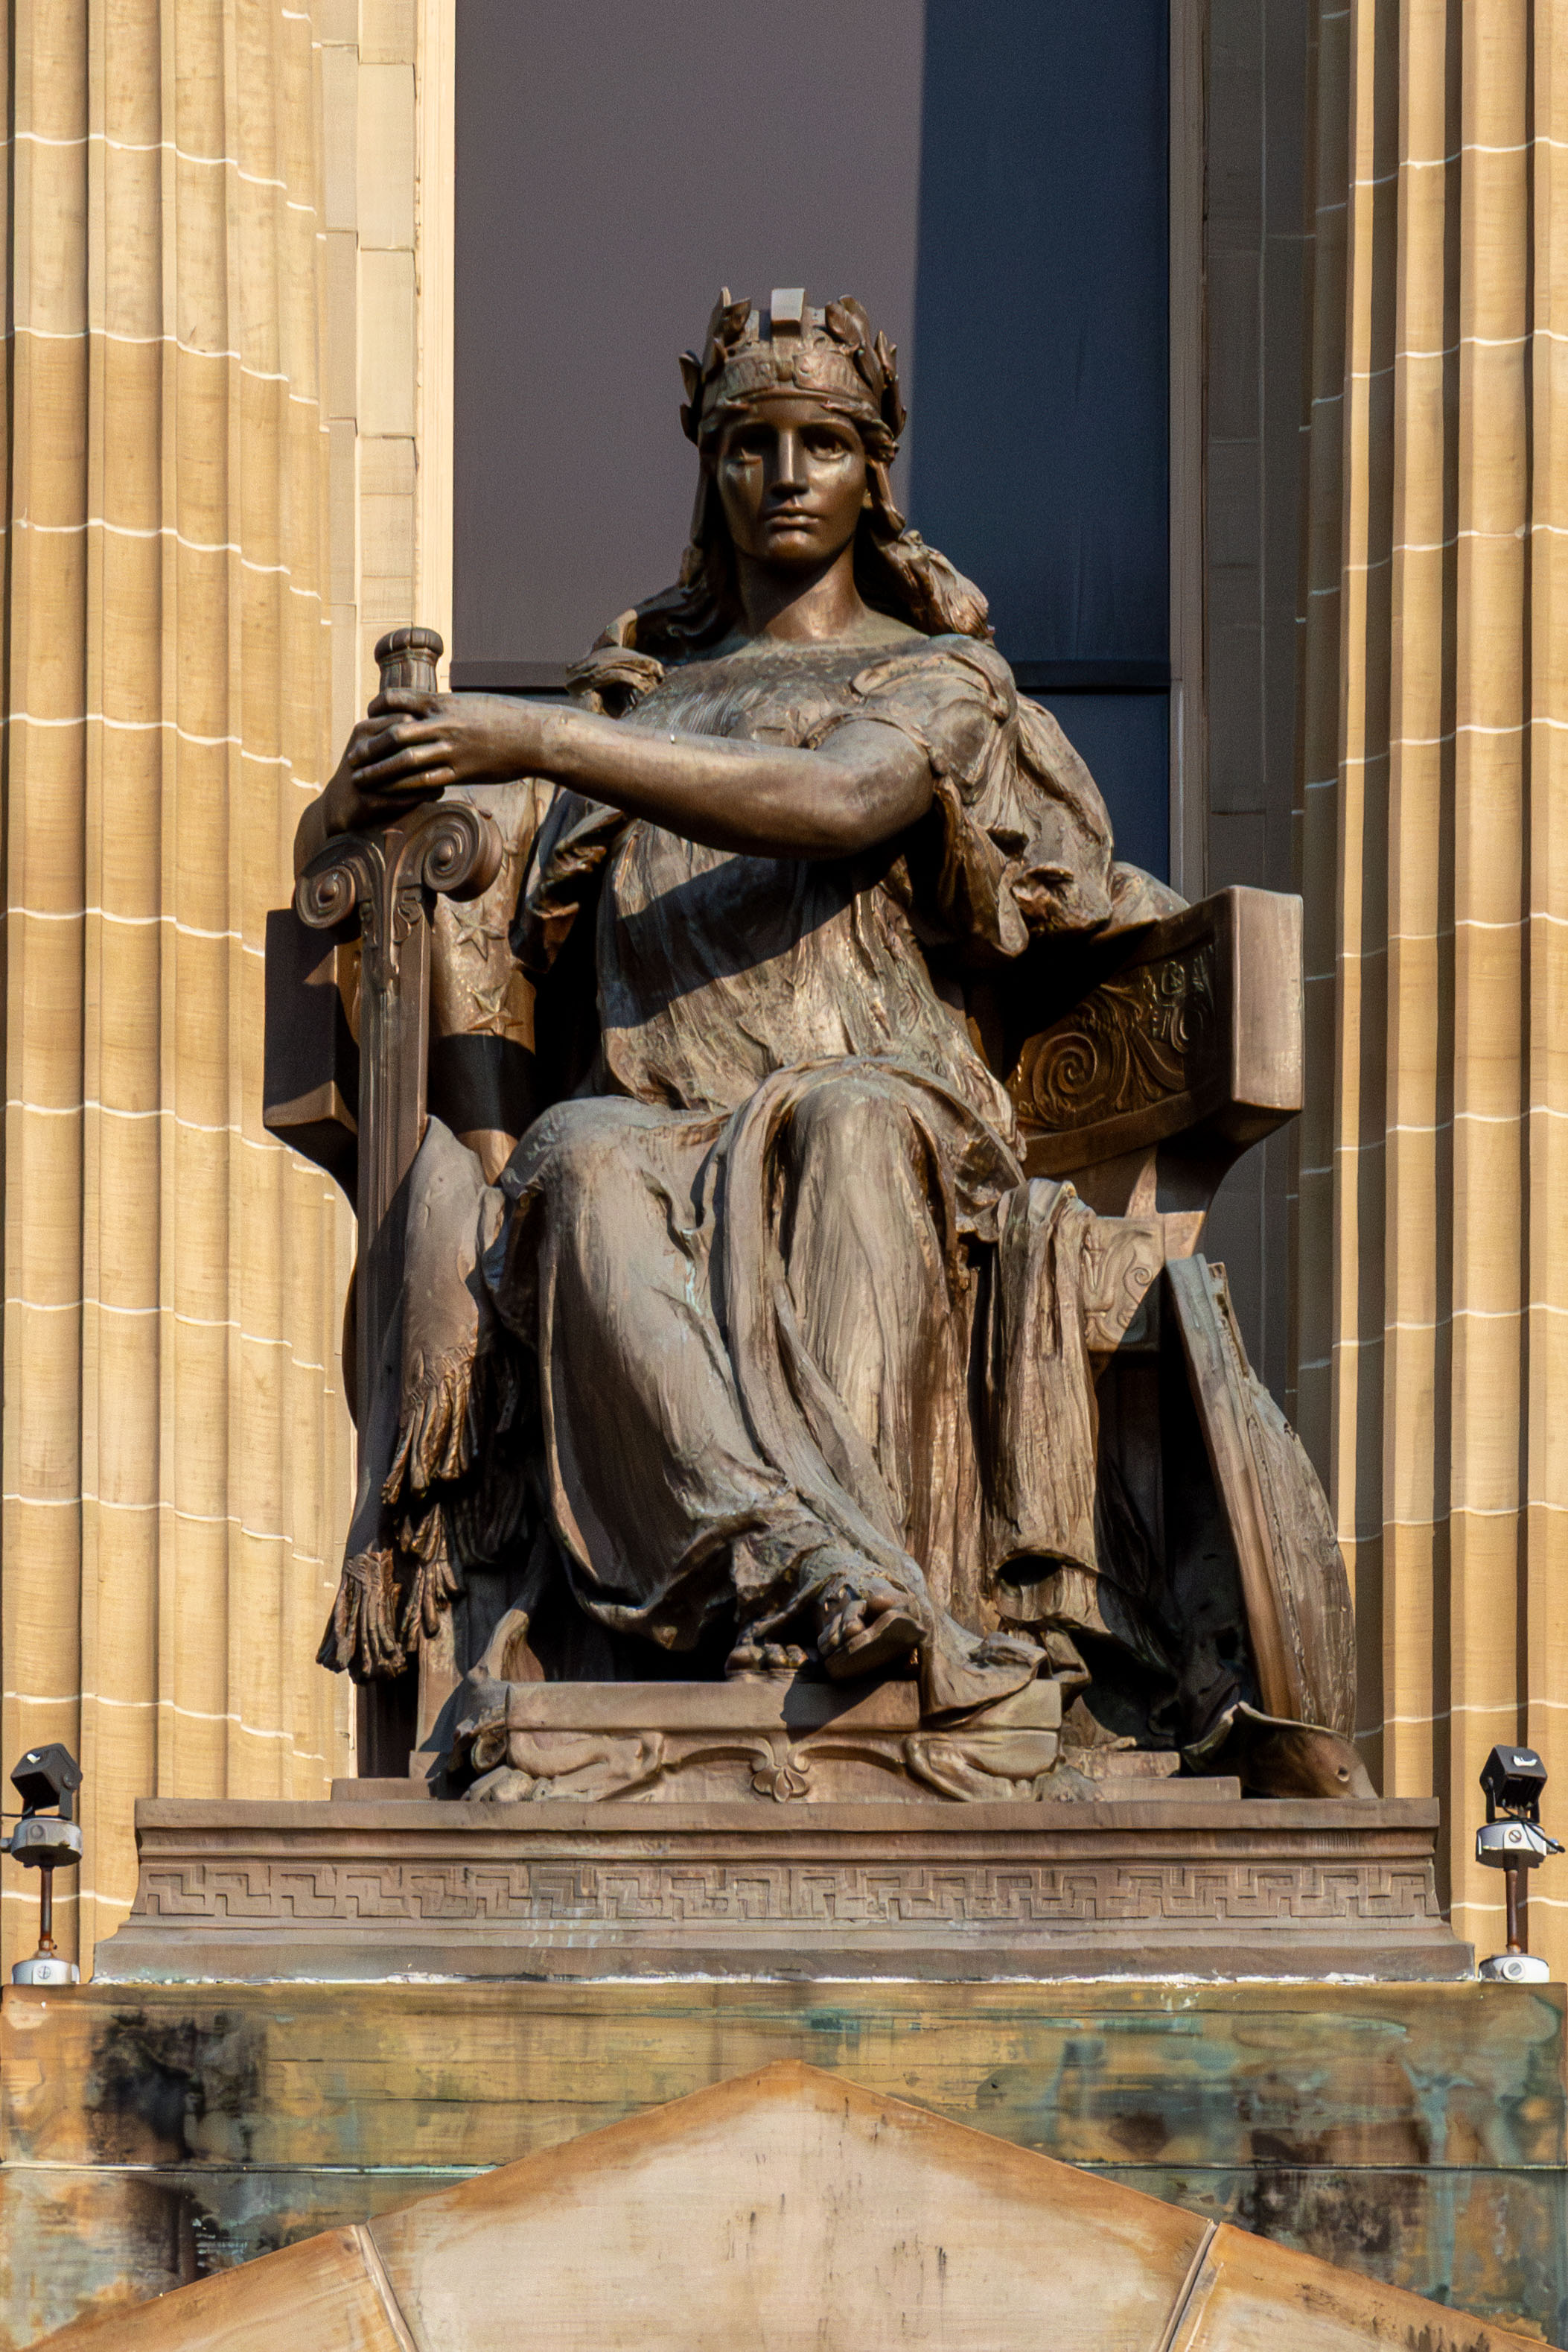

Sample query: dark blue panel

[1037,693,1168,880]
[911,0,1169,669]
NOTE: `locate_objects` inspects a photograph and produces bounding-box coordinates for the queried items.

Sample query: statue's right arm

[329,689,934,863]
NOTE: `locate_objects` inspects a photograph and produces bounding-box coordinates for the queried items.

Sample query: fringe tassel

[316,1549,406,1679]
[398,1497,463,1650]
[385,1350,475,1502]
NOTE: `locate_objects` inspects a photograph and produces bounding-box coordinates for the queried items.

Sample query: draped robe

[331,632,1179,1717]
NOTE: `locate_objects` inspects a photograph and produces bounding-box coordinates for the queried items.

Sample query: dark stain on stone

[1236,2167,1424,2266]
[1107,2110,1170,2161]
[86,2007,264,2168]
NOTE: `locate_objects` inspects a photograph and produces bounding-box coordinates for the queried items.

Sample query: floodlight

[1476,1745,1561,1983]
[3,1744,83,1986]
[1480,1744,1549,1822]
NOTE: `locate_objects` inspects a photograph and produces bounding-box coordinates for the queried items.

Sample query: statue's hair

[570,293,991,707]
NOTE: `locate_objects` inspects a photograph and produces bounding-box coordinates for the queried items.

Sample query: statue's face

[711,395,868,573]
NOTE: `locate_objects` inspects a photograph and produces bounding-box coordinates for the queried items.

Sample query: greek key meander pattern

[136,1858,1441,1930]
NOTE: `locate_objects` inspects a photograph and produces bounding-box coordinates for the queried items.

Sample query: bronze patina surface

[269,290,1362,1805]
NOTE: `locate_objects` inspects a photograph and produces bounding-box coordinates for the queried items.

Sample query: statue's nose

[768,429,808,492]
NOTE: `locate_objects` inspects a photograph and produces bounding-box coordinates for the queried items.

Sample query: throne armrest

[1006,886,1302,1224]
[261,904,359,1203]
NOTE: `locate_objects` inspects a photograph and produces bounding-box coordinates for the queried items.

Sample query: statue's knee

[509,1099,640,1196]
[788,1075,917,1184]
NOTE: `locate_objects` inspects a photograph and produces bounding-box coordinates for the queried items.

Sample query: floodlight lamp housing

[1485,1749,1542,1815]
[1480,1744,1547,1823]
[10,1744,82,1821]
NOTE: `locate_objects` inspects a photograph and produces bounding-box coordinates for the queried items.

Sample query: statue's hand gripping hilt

[295,626,503,992]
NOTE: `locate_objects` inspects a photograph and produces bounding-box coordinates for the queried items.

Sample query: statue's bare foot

[817,1573,925,1682]
[725,1636,812,1679]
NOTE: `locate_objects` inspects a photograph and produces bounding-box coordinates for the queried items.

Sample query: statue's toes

[818,1598,866,1654]
[821,1592,922,1683]
[725,1636,815,1679]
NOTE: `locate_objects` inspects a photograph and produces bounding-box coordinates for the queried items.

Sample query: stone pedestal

[91,1682,1469,1985]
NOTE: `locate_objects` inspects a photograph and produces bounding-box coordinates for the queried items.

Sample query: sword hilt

[375,626,444,698]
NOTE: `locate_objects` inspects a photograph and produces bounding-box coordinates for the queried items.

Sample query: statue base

[449,1670,1077,1804]
[92,1683,1470,1983]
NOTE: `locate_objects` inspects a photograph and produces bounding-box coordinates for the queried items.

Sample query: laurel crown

[678,287,907,451]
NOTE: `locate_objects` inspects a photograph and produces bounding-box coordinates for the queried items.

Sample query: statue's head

[681,292,902,592]
[576,288,989,684]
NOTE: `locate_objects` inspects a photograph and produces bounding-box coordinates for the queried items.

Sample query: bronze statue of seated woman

[284,289,1361,1800]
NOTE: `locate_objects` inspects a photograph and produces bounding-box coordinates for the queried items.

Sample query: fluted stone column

[1,0,355,1972]
[1298,0,1568,1971]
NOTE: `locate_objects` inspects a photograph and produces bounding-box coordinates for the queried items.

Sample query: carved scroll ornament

[297,800,502,995]
[1012,941,1219,1137]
